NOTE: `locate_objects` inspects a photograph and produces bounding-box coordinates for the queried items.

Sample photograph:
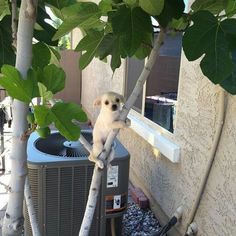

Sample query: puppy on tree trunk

[89,91,130,169]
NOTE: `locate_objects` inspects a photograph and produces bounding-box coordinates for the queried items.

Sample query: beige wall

[55,50,81,104]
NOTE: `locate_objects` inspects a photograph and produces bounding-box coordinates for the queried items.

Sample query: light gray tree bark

[79,29,165,236]
[24,176,41,236]
[2,0,38,235]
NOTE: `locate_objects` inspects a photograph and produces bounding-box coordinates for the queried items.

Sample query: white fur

[89,92,130,168]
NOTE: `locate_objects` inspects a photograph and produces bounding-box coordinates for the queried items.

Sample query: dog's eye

[104,100,109,105]
[116,98,120,103]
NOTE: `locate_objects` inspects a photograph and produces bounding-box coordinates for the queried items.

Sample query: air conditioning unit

[24,129,130,236]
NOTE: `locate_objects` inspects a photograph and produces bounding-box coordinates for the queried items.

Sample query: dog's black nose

[112,104,117,111]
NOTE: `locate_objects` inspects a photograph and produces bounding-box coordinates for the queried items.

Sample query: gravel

[123,203,162,236]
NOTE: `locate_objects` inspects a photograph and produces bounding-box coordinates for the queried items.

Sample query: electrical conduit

[185,89,227,235]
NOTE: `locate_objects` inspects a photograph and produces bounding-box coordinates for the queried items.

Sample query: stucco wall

[193,93,236,236]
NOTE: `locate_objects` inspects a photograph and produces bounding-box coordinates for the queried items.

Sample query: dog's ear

[118,94,125,103]
[93,97,101,107]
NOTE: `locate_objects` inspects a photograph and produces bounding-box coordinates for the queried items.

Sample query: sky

[184,0,189,12]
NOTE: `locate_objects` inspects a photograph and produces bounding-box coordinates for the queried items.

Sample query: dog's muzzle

[112,104,118,111]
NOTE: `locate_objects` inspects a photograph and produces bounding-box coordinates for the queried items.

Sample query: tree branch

[79,29,165,236]
[11,0,17,48]
[24,176,41,236]
[25,0,37,18]
[79,134,92,152]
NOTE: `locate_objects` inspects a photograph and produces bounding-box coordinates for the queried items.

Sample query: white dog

[89,91,130,168]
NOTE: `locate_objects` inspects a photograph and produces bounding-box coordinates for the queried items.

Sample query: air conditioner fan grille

[35,132,90,158]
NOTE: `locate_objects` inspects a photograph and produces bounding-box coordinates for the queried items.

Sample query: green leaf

[32,41,61,67]
[221,18,236,35]
[0,65,37,103]
[220,73,236,94]
[95,33,123,70]
[134,33,152,59]
[61,2,98,17]
[97,27,152,68]
[38,82,53,102]
[44,0,76,10]
[112,0,122,3]
[34,105,53,127]
[97,5,154,69]
[111,6,153,55]
[183,11,217,61]
[47,46,61,65]
[52,2,102,40]
[183,11,234,84]
[124,0,138,6]
[99,0,113,15]
[27,69,40,98]
[97,33,115,60]
[110,36,123,71]
[191,0,226,14]
[39,64,66,94]
[27,112,35,124]
[220,50,236,94]
[53,19,79,41]
[32,42,51,69]
[155,0,185,28]
[225,34,236,50]
[34,102,88,140]
[34,5,58,46]
[134,45,151,59]
[76,30,105,69]
[200,36,233,84]
[0,0,10,20]
[36,127,51,138]
[0,15,15,67]
[225,0,236,17]
[168,15,189,31]
[50,102,88,141]
[139,0,164,16]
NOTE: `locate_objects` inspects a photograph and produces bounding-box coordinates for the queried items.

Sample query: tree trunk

[2,0,38,235]
[79,29,165,236]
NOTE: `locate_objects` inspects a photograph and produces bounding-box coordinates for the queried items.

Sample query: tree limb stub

[25,0,37,18]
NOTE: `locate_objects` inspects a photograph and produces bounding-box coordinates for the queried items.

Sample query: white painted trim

[128,110,181,163]
[141,81,146,116]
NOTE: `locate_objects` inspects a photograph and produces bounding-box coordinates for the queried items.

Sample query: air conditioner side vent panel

[25,130,130,236]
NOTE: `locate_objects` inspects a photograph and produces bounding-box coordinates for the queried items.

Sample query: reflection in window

[125,32,182,133]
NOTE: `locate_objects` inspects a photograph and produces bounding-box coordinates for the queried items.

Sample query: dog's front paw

[88,153,95,163]
[88,153,104,169]
[125,118,131,127]
[96,159,104,169]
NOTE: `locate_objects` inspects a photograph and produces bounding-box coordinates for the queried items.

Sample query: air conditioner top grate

[59,141,90,157]
[34,132,90,158]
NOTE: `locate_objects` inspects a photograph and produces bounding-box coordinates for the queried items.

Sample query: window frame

[124,55,181,163]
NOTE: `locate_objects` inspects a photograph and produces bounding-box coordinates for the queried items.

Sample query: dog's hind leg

[88,141,105,169]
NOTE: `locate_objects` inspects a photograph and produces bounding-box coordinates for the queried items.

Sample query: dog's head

[94,92,124,112]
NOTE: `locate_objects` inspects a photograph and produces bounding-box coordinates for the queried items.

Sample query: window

[125,32,182,133]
